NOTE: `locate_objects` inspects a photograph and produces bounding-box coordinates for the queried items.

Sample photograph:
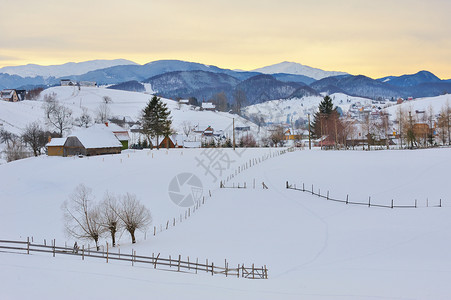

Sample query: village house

[1,89,25,102]
[201,102,215,111]
[103,122,130,150]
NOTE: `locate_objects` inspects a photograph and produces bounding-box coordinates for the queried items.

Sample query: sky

[0,0,450,79]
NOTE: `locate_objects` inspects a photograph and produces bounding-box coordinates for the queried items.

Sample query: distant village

[1,80,450,161]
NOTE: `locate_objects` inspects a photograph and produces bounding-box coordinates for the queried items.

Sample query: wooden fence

[286,181,443,209]
[0,239,268,279]
[220,147,296,189]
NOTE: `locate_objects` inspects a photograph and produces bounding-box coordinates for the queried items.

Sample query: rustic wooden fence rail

[286,181,443,209]
[0,239,268,279]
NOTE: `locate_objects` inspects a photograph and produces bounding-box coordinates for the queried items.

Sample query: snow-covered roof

[70,126,122,149]
[47,138,66,147]
[202,102,215,109]
[183,141,201,148]
[114,132,130,141]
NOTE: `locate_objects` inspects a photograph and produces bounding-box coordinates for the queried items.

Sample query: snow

[46,138,65,146]
[2,83,451,298]
[0,59,137,79]
[252,61,348,80]
[1,147,451,299]
[70,125,123,149]
[0,86,258,140]
[243,93,373,124]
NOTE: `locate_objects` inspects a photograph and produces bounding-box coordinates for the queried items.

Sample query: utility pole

[233,118,236,150]
[308,113,311,150]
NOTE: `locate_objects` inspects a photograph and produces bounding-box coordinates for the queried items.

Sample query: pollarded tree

[99,192,122,247]
[115,193,152,244]
[140,96,173,149]
[62,184,103,250]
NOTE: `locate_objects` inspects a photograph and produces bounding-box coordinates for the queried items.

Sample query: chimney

[48,136,52,143]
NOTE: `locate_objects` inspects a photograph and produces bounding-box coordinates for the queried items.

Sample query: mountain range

[0,59,450,105]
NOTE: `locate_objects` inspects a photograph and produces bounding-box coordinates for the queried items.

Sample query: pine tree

[310,95,338,139]
[140,96,173,149]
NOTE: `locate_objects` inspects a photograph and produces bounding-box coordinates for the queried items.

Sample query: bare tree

[102,96,113,104]
[212,92,228,112]
[99,193,122,247]
[116,193,151,244]
[95,102,111,124]
[74,107,93,128]
[44,95,73,137]
[269,125,285,147]
[22,121,47,156]
[181,121,192,138]
[62,184,103,250]
[3,135,30,162]
[233,89,246,115]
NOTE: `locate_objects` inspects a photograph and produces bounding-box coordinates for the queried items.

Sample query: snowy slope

[1,148,451,299]
[0,86,258,138]
[252,61,348,80]
[385,94,451,118]
[243,93,373,124]
[0,59,137,78]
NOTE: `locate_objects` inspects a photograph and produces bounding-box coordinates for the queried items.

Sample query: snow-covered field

[1,147,451,299]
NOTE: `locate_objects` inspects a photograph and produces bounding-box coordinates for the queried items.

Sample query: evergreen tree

[310,95,343,148]
[140,96,173,149]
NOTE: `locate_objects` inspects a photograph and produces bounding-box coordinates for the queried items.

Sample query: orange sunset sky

[1,0,450,79]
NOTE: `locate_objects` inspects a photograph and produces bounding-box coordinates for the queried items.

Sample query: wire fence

[286,181,444,209]
[0,239,268,279]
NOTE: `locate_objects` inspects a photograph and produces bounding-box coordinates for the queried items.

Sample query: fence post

[346,194,349,204]
[178,255,181,272]
[440,199,442,207]
[265,265,268,279]
[53,239,55,257]
[82,245,84,260]
[132,249,134,266]
[154,253,160,269]
[415,199,417,208]
[311,184,314,195]
[225,259,228,277]
[286,181,289,189]
[211,262,214,276]
[206,259,208,273]
[106,242,109,263]
[237,264,240,278]
[252,264,255,279]
[327,191,329,200]
[27,237,30,255]
[302,183,305,192]
[391,199,394,209]
[368,196,371,207]
[196,258,198,274]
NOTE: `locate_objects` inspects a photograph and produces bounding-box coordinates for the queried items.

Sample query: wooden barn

[47,126,123,157]
[47,138,66,156]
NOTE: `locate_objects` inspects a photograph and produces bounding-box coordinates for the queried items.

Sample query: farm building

[1,89,25,102]
[201,102,215,111]
[47,126,123,157]
[103,122,130,150]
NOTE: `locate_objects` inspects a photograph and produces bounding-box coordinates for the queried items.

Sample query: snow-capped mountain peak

[252,61,348,80]
[0,59,138,78]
